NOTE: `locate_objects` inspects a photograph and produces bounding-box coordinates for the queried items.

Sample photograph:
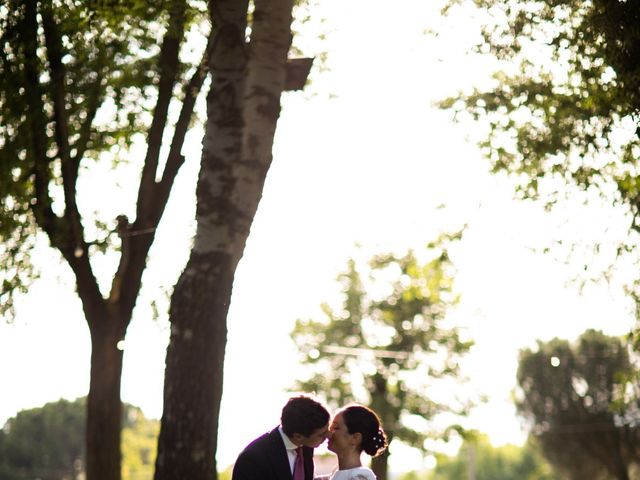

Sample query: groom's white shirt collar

[278,426,297,450]
[278,426,298,474]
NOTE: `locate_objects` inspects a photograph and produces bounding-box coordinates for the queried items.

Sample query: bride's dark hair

[341,404,388,457]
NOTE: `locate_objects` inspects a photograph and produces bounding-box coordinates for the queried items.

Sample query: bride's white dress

[316,467,376,480]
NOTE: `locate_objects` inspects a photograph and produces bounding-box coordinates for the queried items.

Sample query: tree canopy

[441,0,640,322]
[0,398,159,480]
[291,235,474,480]
[516,329,640,480]
[1,1,209,478]
[442,0,640,200]
[425,434,559,480]
[2,0,316,478]
[0,0,207,317]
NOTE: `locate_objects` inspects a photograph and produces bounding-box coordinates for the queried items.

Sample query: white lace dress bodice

[327,466,376,480]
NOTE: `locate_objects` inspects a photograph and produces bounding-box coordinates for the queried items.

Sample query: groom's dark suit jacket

[231,427,314,480]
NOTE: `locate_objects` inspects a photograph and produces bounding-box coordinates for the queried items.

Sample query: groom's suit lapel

[267,427,293,480]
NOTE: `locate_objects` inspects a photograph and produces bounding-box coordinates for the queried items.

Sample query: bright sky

[1,0,637,474]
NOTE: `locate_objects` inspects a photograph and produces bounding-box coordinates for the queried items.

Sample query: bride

[319,404,388,480]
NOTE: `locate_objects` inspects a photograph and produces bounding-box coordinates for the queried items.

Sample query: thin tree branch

[72,67,105,167]
[41,0,71,169]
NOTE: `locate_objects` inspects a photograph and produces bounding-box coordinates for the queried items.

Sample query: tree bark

[17,2,201,479]
[371,451,389,480]
[154,0,294,478]
[154,252,236,479]
[154,1,248,477]
[86,311,127,480]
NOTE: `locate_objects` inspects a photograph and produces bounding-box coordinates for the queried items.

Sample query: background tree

[0,398,159,480]
[291,235,474,480]
[516,329,640,480]
[121,407,160,480]
[0,398,84,480]
[153,0,312,478]
[424,433,560,480]
[0,2,210,479]
[440,0,640,337]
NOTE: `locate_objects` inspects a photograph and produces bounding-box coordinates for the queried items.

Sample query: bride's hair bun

[341,404,388,457]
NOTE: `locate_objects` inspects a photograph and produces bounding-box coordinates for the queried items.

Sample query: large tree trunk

[17,1,202,479]
[371,451,389,480]
[370,374,393,480]
[154,0,294,478]
[86,312,127,480]
[153,1,248,478]
[153,253,237,479]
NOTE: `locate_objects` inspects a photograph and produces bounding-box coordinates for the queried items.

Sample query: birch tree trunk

[154,0,295,478]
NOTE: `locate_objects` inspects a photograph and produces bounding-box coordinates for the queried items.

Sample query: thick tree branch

[41,1,85,243]
[22,0,59,238]
[155,32,215,218]
[134,0,187,225]
[23,0,105,319]
[110,0,193,315]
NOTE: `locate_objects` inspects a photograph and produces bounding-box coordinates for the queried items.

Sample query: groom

[232,394,330,480]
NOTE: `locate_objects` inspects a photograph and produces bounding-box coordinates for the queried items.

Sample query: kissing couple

[231,394,388,480]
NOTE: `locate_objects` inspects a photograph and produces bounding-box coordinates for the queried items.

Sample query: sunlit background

[1,0,636,475]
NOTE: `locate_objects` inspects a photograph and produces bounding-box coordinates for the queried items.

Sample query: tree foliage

[425,434,559,480]
[291,234,474,480]
[0,0,207,317]
[516,329,640,480]
[440,0,640,324]
[1,1,209,478]
[121,407,159,480]
[442,0,640,200]
[2,0,316,478]
[0,398,159,480]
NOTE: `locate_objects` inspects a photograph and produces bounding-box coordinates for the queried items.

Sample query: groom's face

[296,424,330,448]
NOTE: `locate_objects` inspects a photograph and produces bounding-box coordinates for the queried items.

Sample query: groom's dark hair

[281,394,329,437]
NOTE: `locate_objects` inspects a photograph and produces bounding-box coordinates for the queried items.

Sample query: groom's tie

[293,447,304,480]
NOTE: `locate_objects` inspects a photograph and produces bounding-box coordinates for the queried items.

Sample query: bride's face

[327,412,358,454]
